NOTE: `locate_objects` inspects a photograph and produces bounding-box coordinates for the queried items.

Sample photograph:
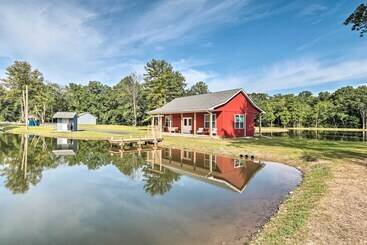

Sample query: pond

[0,134,302,245]
[262,129,367,141]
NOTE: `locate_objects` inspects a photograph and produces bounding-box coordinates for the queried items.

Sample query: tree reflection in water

[142,165,180,196]
[0,134,180,195]
[0,134,261,197]
[0,135,56,194]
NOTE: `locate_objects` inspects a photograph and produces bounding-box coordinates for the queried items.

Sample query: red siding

[160,91,260,138]
[215,92,259,137]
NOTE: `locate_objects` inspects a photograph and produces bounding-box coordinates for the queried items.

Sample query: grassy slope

[4,124,367,244]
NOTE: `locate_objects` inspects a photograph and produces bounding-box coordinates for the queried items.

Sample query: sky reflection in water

[0,134,301,245]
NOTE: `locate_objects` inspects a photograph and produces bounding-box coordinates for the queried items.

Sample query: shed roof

[53,112,77,119]
[148,88,263,114]
[78,112,96,117]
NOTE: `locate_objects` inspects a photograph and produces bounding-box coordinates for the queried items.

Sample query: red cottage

[148,88,264,138]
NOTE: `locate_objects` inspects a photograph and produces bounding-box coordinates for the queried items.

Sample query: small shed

[78,112,97,125]
[53,112,78,132]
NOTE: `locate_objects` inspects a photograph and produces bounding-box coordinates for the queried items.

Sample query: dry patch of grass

[251,163,331,245]
[303,163,367,244]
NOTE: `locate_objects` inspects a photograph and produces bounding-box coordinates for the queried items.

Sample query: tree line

[0,60,366,130]
[251,87,367,130]
[0,60,209,125]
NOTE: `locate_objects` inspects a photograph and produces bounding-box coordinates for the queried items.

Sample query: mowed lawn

[4,124,367,244]
[5,124,149,140]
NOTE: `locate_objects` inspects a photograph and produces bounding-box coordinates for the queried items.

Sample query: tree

[313,101,334,128]
[0,86,6,121]
[1,61,45,122]
[121,74,141,126]
[344,3,367,37]
[279,109,291,128]
[354,86,367,131]
[112,74,143,126]
[187,81,209,95]
[143,59,186,113]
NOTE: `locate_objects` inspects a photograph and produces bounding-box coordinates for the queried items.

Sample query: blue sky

[0,0,366,94]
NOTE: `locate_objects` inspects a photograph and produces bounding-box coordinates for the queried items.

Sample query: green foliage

[109,74,144,125]
[344,2,367,37]
[251,86,367,129]
[1,60,366,129]
[0,134,180,195]
[143,59,186,112]
[187,81,209,95]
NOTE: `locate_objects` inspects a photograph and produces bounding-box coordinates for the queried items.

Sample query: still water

[0,134,301,245]
[262,129,366,141]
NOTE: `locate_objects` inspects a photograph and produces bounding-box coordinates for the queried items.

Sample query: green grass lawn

[5,124,148,140]
[255,126,367,133]
[4,124,367,244]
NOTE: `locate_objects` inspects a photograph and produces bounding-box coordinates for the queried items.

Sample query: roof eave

[148,109,213,115]
[211,89,265,113]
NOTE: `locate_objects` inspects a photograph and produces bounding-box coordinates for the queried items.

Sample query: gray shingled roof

[148,88,263,114]
[53,112,77,119]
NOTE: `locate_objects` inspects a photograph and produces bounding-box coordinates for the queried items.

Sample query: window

[165,115,172,127]
[204,114,216,128]
[234,114,245,129]
[182,150,192,160]
[234,159,245,168]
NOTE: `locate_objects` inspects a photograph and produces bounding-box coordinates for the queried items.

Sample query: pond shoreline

[0,134,303,244]
[2,125,367,244]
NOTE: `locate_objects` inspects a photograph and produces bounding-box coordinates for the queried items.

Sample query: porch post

[151,116,155,137]
[209,111,213,137]
[209,154,213,173]
[159,115,163,133]
[193,113,197,135]
[181,113,183,134]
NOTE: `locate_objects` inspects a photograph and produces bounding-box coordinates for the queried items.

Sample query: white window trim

[204,113,216,129]
[234,159,245,168]
[234,114,245,129]
[182,150,192,160]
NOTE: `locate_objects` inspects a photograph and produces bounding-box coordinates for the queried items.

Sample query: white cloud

[299,4,328,17]
[0,0,104,83]
[0,0,254,84]
[117,0,249,46]
[254,57,367,91]
[171,58,216,86]
[181,69,217,87]
[203,56,367,93]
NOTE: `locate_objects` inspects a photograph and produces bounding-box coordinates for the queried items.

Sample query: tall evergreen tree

[143,59,186,112]
[187,81,209,95]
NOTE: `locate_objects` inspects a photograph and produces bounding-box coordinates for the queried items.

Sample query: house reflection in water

[146,148,264,193]
[52,138,78,156]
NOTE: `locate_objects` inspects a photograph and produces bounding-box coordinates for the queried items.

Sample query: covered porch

[151,112,217,137]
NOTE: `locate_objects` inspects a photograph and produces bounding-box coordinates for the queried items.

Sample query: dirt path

[304,162,367,244]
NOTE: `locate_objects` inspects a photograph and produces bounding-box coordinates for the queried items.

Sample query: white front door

[182,117,192,134]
